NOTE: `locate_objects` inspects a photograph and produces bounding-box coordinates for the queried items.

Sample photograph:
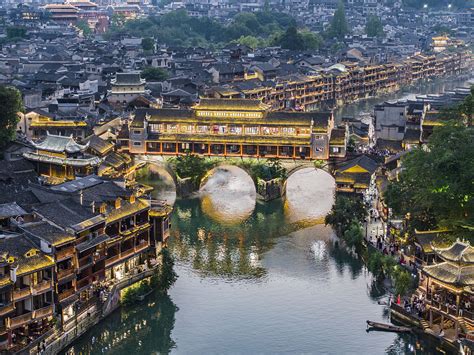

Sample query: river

[65,77,472,355]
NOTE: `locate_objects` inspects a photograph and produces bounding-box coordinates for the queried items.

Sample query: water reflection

[334,76,473,123]
[136,164,177,205]
[284,168,335,224]
[65,292,177,354]
[200,165,256,225]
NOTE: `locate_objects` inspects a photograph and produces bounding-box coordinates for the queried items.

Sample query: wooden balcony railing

[0,303,15,317]
[56,246,75,261]
[33,305,53,320]
[57,268,75,280]
[31,280,53,295]
[58,288,75,302]
[8,312,32,329]
[12,287,31,301]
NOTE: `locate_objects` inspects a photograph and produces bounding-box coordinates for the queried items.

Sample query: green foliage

[122,249,177,306]
[6,26,27,41]
[385,119,474,237]
[122,278,153,305]
[441,87,474,126]
[328,1,349,39]
[141,66,169,81]
[343,221,364,250]
[142,37,155,51]
[392,267,413,296]
[105,10,302,48]
[235,35,267,49]
[366,16,384,38]
[232,158,287,182]
[156,248,178,292]
[367,250,384,278]
[168,153,216,183]
[76,20,92,37]
[271,26,323,50]
[325,195,366,232]
[0,86,23,149]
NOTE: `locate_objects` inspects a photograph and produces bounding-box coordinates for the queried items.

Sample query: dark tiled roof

[21,221,75,247]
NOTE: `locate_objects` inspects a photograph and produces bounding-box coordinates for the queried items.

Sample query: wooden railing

[33,305,53,320]
[32,280,53,295]
[9,312,32,328]
[0,303,15,317]
[57,268,75,280]
[12,287,31,301]
[56,246,75,261]
[58,288,75,301]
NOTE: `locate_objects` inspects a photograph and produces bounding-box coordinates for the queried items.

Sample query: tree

[366,15,384,38]
[277,26,304,50]
[0,86,23,149]
[6,26,27,41]
[142,37,155,51]
[236,35,261,49]
[343,221,364,250]
[393,267,412,296]
[325,195,366,235]
[385,122,474,237]
[141,67,169,81]
[300,30,323,50]
[76,20,92,37]
[328,1,349,39]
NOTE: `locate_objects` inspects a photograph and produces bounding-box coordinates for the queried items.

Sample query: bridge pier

[135,156,326,202]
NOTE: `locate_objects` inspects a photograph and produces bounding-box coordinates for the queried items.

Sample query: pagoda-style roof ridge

[193,98,270,112]
[423,261,474,287]
[32,133,89,154]
[431,239,474,264]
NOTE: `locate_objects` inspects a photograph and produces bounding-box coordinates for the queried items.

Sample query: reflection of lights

[249,251,260,267]
[311,240,327,261]
[216,244,226,261]
[177,207,192,220]
[197,228,206,241]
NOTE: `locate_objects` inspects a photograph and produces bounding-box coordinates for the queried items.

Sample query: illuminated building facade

[23,133,102,183]
[126,98,334,160]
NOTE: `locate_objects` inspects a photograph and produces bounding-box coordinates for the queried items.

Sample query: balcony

[56,246,75,261]
[105,254,120,267]
[58,288,75,302]
[57,268,75,280]
[78,255,93,270]
[32,280,53,295]
[120,247,135,259]
[12,287,31,301]
[9,312,32,329]
[33,305,53,320]
[0,303,15,317]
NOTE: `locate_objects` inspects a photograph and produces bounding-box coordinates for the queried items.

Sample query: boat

[366,320,412,333]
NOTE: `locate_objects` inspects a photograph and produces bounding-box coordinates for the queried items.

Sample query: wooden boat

[366,320,412,333]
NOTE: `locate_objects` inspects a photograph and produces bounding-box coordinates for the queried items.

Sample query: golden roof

[193,98,270,112]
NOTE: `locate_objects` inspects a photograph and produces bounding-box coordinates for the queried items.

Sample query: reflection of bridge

[135,156,334,200]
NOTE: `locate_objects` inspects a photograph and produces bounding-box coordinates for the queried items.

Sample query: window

[332,147,341,153]
[133,130,141,135]
[197,125,209,133]
[245,126,259,135]
[229,125,242,134]
[133,141,142,146]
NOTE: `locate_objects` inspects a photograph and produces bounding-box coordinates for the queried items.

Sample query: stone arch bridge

[134,156,333,201]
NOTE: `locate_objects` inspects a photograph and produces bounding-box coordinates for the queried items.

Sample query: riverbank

[23,268,157,355]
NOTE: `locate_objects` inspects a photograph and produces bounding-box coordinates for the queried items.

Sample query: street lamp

[423,4,428,9]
